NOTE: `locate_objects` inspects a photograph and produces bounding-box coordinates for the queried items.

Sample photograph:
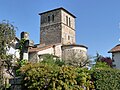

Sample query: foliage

[18,38,27,60]
[15,37,29,76]
[94,53,113,67]
[16,59,28,76]
[91,61,110,70]
[99,57,112,67]
[0,20,16,89]
[40,54,65,66]
[20,62,59,90]
[0,20,16,57]
[91,68,120,90]
[90,54,120,90]
[20,62,94,90]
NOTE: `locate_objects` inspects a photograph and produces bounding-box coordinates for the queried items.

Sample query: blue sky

[0,0,120,57]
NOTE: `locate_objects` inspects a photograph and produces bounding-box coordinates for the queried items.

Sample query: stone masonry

[39,7,76,45]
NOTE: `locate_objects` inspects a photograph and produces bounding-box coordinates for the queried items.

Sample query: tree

[94,53,113,67]
[0,20,16,89]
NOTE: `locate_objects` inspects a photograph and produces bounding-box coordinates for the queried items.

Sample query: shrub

[91,68,120,90]
[20,62,59,90]
[20,63,94,90]
[91,61,110,70]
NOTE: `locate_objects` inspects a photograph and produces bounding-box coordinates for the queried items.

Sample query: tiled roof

[62,44,88,49]
[39,7,76,18]
[108,44,120,53]
[29,43,61,53]
[29,44,53,53]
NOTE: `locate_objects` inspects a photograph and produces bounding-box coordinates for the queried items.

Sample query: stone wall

[40,9,61,45]
[9,77,22,90]
[40,8,76,45]
[61,9,76,45]
[62,45,88,66]
[40,23,62,45]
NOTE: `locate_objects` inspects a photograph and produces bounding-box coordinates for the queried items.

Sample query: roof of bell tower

[39,7,76,18]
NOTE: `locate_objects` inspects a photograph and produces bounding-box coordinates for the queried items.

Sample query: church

[28,7,88,62]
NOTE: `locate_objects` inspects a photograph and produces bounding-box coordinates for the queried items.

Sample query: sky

[0,0,120,57]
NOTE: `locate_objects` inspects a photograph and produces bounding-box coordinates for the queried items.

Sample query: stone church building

[29,7,88,62]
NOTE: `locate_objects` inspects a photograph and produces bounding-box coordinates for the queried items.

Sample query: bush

[91,68,120,90]
[20,62,94,90]
[20,62,59,90]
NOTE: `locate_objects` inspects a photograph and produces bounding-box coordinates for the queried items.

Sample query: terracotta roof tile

[29,43,61,53]
[29,45,53,53]
[108,44,120,53]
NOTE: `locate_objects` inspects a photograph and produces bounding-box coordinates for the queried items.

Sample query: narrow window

[69,17,71,27]
[68,35,70,40]
[48,16,50,22]
[52,15,54,21]
[66,16,68,25]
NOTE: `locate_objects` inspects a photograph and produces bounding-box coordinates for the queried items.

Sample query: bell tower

[39,7,76,45]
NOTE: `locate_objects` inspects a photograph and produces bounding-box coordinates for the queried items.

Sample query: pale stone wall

[61,10,75,45]
[53,44,62,58]
[62,45,87,62]
[37,44,62,58]
[37,47,54,55]
[61,23,75,44]
[112,52,120,69]
[61,10,75,30]
[29,44,62,62]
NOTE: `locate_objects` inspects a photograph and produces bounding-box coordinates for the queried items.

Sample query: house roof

[39,7,76,18]
[29,43,61,53]
[29,45,53,53]
[108,44,120,53]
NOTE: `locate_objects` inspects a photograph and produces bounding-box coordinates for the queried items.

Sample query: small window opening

[69,17,71,27]
[52,15,54,21]
[48,16,50,22]
[66,16,68,25]
[68,35,70,40]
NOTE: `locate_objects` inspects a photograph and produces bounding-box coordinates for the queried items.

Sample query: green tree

[0,20,16,89]
[94,53,113,67]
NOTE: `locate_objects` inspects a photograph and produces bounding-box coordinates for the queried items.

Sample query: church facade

[29,7,88,62]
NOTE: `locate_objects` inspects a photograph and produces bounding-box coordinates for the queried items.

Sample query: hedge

[91,68,120,90]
